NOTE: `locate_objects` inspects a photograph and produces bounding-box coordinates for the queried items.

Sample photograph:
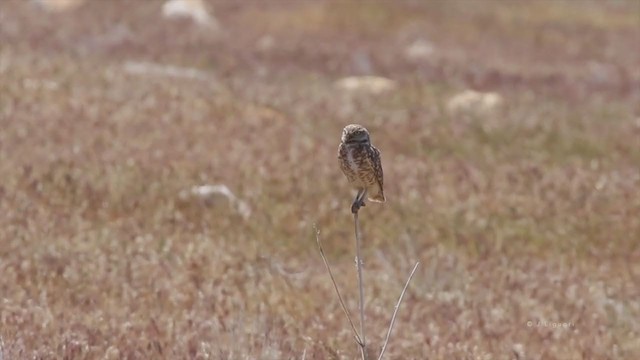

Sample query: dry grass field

[1,0,639,359]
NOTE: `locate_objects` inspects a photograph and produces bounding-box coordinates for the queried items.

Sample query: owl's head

[341,124,371,145]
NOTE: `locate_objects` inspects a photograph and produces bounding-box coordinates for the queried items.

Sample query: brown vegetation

[1,0,639,358]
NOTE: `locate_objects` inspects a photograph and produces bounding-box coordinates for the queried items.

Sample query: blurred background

[0,0,639,358]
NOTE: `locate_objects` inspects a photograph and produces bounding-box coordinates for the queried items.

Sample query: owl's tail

[368,190,385,203]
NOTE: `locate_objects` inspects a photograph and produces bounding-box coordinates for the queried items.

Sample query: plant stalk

[354,212,367,360]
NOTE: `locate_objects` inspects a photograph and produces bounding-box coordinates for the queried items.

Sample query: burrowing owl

[338,124,385,214]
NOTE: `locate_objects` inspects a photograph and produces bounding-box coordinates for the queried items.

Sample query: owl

[338,124,385,214]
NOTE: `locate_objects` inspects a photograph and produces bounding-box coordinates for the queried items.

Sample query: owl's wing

[369,145,384,189]
[338,143,351,176]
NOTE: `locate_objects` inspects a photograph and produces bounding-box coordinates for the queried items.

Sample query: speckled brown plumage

[338,124,385,213]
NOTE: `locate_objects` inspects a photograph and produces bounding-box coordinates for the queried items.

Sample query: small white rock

[162,0,219,29]
[446,90,504,116]
[334,76,396,94]
[31,0,84,12]
[404,39,435,61]
[122,61,214,82]
[512,343,525,360]
[180,184,251,220]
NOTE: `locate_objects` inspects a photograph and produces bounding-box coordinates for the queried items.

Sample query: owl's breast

[339,144,364,186]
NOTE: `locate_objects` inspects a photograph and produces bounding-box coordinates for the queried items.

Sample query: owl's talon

[351,202,360,214]
[351,200,366,214]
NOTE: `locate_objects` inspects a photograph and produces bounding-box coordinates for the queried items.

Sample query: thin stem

[354,212,367,360]
[377,262,420,360]
[314,226,363,346]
